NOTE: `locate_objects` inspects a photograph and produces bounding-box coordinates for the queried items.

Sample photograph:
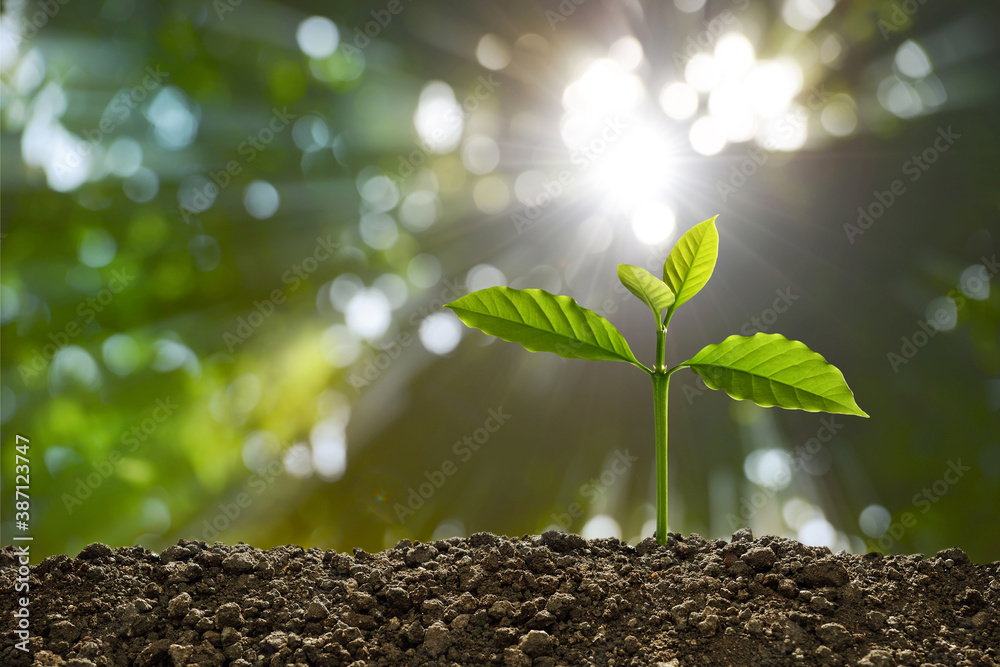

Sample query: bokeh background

[1,0,998,564]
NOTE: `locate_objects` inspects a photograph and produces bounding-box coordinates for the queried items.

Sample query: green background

[1,0,998,563]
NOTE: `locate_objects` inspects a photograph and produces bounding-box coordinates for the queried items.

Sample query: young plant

[445,216,868,544]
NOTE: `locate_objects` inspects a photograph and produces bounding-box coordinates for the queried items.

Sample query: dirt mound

[2,530,997,666]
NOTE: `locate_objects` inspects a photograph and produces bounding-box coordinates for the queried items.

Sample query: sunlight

[782,0,836,33]
[560,26,815,191]
[591,121,673,208]
[558,50,684,211]
[630,200,676,246]
[714,33,756,78]
[563,57,645,119]
[684,53,721,92]
[659,82,699,120]
[745,58,803,118]
[689,116,726,156]
[414,81,464,153]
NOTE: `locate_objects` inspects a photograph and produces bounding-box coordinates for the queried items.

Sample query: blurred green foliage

[1,0,998,563]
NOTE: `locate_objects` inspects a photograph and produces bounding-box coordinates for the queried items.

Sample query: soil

[1,530,997,666]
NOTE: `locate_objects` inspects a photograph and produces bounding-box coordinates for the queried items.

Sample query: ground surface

[1,530,997,666]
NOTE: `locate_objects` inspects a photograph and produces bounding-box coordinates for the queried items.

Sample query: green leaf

[617,264,675,321]
[446,286,646,371]
[662,215,719,321]
[679,333,869,417]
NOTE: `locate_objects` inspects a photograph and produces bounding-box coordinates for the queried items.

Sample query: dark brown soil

[2,530,997,666]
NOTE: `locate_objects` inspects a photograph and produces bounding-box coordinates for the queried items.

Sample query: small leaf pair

[617,214,721,328]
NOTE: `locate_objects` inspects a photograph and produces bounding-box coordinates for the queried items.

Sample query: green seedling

[445,216,868,544]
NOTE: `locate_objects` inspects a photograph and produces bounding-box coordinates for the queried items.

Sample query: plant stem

[652,370,669,544]
[653,326,669,544]
[655,325,666,372]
